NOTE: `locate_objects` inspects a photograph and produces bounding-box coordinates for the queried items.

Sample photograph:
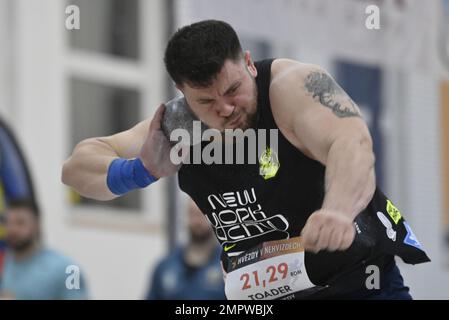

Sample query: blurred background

[0,0,448,299]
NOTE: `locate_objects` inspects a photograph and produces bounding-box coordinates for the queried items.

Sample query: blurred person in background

[146,199,225,300]
[0,198,88,300]
[0,117,37,279]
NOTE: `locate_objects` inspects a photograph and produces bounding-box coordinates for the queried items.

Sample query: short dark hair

[7,198,40,218]
[164,20,243,87]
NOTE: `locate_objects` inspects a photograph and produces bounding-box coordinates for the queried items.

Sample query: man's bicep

[101,118,151,159]
[302,69,362,118]
[293,99,370,165]
[286,67,370,164]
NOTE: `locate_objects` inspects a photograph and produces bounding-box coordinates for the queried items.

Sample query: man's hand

[140,104,188,179]
[301,209,356,253]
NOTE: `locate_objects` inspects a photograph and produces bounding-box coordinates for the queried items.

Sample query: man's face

[187,200,214,244]
[5,207,39,252]
[179,51,258,132]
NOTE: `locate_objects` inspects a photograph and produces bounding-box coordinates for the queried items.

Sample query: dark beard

[247,76,259,128]
[221,81,259,135]
[244,105,259,130]
[6,237,35,253]
[237,80,259,130]
[190,230,214,245]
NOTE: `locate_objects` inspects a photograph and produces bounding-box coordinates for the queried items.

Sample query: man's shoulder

[270,58,325,91]
[267,59,329,156]
[155,246,185,268]
[39,248,78,270]
[268,59,330,115]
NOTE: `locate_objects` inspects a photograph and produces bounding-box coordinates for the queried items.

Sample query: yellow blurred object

[68,188,82,204]
[440,82,449,231]
[0,182,5,213]
[0,225,5,238]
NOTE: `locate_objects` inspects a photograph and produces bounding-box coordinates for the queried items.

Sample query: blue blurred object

[335,61,384,187]
[0,248,88,299]
[146,246,226,300]
[0,117,36,277]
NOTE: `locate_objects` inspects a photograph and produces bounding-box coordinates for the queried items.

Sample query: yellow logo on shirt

[259,148,280,180]
[386,199,402,224]
[224,244,237,252]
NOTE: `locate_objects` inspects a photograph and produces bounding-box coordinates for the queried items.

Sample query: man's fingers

[315,225,333,252]
[301,221,321,251]
[301,211,356,252]
[150,104,166,131]
[340,226,356,250]
[328,228,343,251]
[323,227,341,252]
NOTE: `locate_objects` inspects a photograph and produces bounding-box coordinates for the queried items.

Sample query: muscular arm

[301,70,376,219]
[61,119,150,201]
[270,60,376,251]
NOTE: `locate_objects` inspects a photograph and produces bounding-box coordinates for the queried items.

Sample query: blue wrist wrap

[107,158,158,195]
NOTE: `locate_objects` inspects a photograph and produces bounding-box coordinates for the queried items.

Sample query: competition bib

[224,237,315,300]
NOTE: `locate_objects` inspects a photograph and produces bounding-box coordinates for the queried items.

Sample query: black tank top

[178,59,429,292]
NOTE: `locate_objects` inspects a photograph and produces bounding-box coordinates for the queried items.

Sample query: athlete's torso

[178,59,429,289]
[179,59,326,251]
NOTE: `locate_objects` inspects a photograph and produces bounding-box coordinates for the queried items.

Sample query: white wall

[0,0,12,119]
[394,71,449,299]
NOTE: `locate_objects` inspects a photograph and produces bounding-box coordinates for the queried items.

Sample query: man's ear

[175,83,186,99]
[244,51,257,77]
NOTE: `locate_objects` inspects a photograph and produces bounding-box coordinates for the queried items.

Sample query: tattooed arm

[270,59,376,252]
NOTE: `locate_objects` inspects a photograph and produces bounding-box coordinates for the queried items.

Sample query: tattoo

[304,71,360,118]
